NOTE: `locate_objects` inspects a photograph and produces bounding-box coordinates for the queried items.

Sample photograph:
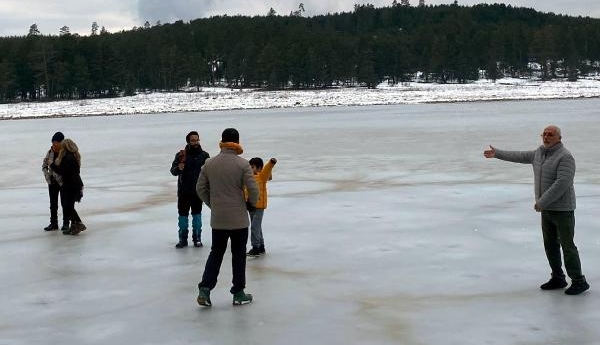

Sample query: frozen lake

[1,99,600,344]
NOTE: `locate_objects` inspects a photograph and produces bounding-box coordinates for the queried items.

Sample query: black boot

[565,277,590,295]
[540,274,568,290]
[44,222,58,231]
[175,238,188,248]
[247,246,261,257]
[192,234,203,247]
[61,220,70,231]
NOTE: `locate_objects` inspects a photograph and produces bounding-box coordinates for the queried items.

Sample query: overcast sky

[1,0,598,37]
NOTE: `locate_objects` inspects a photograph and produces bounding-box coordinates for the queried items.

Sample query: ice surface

[1,99,600,345]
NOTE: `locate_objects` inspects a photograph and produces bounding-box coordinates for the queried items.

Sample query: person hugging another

[50,138,86,235]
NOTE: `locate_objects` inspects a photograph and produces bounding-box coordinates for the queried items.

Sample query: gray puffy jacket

[495,142,576,211]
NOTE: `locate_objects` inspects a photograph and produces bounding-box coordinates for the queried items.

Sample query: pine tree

[91,22,99,35]
[28,24,40,36]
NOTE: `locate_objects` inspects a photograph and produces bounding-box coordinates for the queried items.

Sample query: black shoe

[247,247,261,257]
[44,223,59,231]
[61,221,70,231]
[175,240,188,248]
[258,245,266,255]
[193,241,203,247]
[565,278,590,295]
[540,276,568,290]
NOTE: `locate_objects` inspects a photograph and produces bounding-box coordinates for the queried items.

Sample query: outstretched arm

[484,145,535,164]
[259,158,277,181]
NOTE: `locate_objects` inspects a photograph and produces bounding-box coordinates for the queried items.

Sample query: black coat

[170,145,210,197]
[51,152,84,201]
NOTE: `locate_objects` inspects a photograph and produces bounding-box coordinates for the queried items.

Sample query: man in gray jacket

[484,125,589,295]
[195,128,259,306]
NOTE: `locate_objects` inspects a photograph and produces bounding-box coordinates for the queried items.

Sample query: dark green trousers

[541,210,583,280]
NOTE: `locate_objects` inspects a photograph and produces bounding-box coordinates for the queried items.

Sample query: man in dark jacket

[42,131,68,231]
[484,125,589,295]
[170,131,210,248]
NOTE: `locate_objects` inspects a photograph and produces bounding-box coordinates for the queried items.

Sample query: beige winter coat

[42,148,63,185]
[196,144,259,230]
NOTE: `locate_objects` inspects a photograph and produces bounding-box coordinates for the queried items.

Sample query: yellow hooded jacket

[245,160,275,209]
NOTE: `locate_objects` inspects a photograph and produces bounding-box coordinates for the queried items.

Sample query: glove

[246,202,256,212]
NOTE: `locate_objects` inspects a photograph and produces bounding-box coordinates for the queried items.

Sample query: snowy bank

[1,78,600,119]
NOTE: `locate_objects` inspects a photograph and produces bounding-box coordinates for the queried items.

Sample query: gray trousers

[541,210,584,280]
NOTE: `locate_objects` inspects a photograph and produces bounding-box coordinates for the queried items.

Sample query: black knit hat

[186,131,199,143]
[51,132,64,143]
[221,128,239,143]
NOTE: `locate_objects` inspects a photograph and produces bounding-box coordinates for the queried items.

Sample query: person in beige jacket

[42,131,67,231]
[195,128,259,306]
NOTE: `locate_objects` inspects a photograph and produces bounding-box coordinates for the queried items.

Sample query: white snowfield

[1,99,600,345]
[1,78,600,119]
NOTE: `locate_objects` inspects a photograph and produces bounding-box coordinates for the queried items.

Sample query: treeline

[1,3,600,102]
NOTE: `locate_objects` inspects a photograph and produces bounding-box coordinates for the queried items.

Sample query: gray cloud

[136,0,600,24]
[0,0,139,36]
[1,0,599,37]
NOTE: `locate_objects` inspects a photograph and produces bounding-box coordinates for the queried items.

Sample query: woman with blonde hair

[51,138,86,235]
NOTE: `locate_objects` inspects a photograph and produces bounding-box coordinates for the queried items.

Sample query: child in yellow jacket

[246,157,277,256]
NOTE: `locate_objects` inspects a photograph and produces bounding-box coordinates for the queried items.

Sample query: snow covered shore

[2,78,600,119]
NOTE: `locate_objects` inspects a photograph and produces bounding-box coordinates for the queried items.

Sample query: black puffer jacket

[170,145,210,197]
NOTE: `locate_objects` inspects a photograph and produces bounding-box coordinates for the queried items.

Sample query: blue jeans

[249,209,265,248]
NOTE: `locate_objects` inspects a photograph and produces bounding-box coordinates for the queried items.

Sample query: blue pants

[249,209,265,247]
